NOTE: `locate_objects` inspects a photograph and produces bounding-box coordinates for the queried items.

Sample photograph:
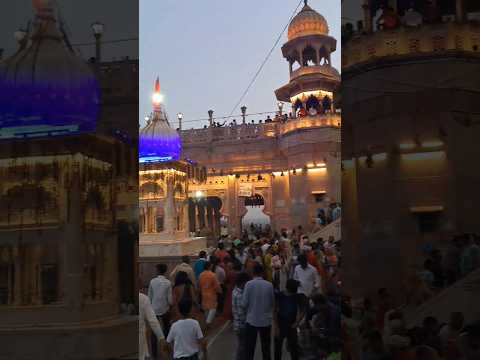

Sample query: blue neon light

[139,133,182,163]
[0,63,100,139]
[139,155,174,163]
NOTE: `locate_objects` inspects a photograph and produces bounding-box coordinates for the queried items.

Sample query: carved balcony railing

[290,65,340,81]
[180,113,341,145]
[343,21,480,70]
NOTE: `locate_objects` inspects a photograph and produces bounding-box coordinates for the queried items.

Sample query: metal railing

[180,113,341,145]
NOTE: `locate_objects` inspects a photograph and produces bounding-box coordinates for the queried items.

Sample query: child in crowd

[166,299,207,360]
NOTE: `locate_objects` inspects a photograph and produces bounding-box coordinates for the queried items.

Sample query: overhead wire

[72,38,139,47]
[227,0,304,116]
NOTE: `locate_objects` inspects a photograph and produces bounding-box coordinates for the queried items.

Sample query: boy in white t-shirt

[166,299,207,360]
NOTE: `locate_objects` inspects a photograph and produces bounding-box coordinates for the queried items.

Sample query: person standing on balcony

[322,95,332,113]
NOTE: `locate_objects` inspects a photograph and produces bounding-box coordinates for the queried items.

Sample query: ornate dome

[139,79,182,163]
[287,1,329,41]
[0,0,100,139]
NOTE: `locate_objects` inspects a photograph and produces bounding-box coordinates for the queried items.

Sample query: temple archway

[242,194,271,231]
[188,196,222,237]
[306,95,320,111]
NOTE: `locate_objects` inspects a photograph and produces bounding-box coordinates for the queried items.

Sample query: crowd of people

[405,233,480,307]
[342,1,469,43]
[341,233,480,360]
[342,289,480,360]
[139,225,343,360]
[193,96,336,131]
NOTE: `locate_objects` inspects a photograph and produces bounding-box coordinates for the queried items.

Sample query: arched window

[322,95,332,113]
[306,95,320,111]
[319,47,329,65]
[294,99,304,112]
[303,45,316,66]
[290,49,301,71]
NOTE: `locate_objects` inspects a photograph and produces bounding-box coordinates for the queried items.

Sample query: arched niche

[319,46,330,65]
[302,45,317,66]
[306,94,320,111]
[140,181,165,199]
[242,194,271,231]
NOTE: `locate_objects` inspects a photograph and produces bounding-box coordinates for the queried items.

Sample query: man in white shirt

[139,292,165,360]
[293,254,321,298]
[242,264,275,360]
[261,242,271,255]
[166,299,207,360]
[439,312,464,351]
[148,263,172,358]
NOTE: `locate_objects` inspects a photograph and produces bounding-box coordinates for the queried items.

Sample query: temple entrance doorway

[242,194,270,231]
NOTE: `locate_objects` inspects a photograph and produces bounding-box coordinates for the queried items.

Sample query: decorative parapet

[180,113,341,145]
[290,65,340,81]
[343,22,480,71]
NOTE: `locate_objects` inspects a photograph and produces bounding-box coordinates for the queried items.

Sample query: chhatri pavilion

[139,79,208,258]
[0,0,137,358]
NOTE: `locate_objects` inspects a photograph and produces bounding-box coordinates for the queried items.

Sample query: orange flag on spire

[154,77,160,93]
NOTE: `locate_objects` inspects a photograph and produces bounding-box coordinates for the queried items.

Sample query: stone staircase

[405,268,480,327]
[309,218,341,243]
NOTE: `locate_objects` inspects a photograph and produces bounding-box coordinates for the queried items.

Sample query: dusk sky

[140,0,341,129]
[0,1,137,64]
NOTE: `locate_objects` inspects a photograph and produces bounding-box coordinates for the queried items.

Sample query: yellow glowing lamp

[152,92,163,105]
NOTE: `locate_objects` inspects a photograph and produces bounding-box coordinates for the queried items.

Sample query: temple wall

[342,57,480,299]
[182,122,341,234]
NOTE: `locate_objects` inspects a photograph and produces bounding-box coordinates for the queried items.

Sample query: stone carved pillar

[214,207,221,238]
[456,0,466,23]
[206,201,213,232]
[362,1,373,33]
[188,199,196,233]
[198,202,206,230]
[13,245,22,306]
[64,163,84,312]
[183,200,190,236]
[95,244,103,300]
[298,46,304,67]
[163,175,176,235]
[316,47,321,65]
[32,243,42,305]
